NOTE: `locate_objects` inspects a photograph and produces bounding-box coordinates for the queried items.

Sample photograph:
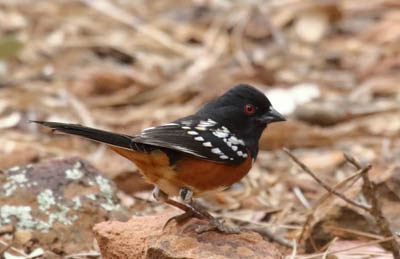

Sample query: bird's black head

[197,84,285,158]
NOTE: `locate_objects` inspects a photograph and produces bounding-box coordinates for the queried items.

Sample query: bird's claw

[163,209,203,231]
[181,218,241,234]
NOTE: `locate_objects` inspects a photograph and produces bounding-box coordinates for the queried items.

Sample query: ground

[0,0,399,258]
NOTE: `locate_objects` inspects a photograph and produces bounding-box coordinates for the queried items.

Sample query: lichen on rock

[0,157,126,254]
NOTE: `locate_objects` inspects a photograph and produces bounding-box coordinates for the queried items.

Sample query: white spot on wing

[236,150,248,158]
[213,131,229,138]
[187,131,199,135]
[202,142,212,147]
[194,136,204,141]
[181,126,191,130]
[231,145,238,151]
[219,155,229,159]
[221,126,230,133]
[211,148,223,155]
[197,120,216,127]
[228,136,245,146]
[195,126,207,131]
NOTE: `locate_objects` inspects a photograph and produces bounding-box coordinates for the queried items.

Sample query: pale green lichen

[3,184,16,197]
[1,163,119,233]
[65,161,84,180]
[96,175,112,195]
[100,201,120,211]
[3,169,28,196]
[72,197,81,210]
[8,172,28,183]
[48,203,77,226]
[0,200,77,233]
[0,205,50,231]
[26,181,39,188]
[8,166,20,172]
[86,194,97,200]
[36,189,78,226]
[95,175,120,211]
[37,189,56,211]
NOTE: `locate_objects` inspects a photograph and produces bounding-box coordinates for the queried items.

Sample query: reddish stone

[94,211,282,259]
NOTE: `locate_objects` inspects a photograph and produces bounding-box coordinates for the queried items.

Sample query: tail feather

[31,121,133,150]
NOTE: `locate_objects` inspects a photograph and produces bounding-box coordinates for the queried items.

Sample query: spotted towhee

[32,84,285,234]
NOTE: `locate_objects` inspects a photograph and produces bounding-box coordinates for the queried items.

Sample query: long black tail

[31,121,133,149]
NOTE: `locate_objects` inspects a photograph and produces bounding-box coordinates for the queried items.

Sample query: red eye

[244,104,255,114]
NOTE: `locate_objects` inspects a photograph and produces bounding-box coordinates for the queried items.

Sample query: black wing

[132,117,249,164]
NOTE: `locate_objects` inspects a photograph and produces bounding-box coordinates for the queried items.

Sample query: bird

[32,84,285,234]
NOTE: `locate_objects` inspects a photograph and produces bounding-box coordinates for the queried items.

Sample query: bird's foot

[163,207,202,231]
[182,217,240,234]
[159,187,240,234]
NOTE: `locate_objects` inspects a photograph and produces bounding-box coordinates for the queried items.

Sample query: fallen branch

[284,148,371,212]
[245,225,294,248]
[285,149,400,258]
[297,168,366,244]
[344,153,400,259]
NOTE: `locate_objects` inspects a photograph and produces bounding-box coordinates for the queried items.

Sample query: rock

[0,157,127,255]
[94,210,282,259]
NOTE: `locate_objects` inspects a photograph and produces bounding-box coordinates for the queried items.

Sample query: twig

[284,148,371,212]
[232,9,253,74]
[327,236,396,257]
[289,150,400,258]
[245,225,294,248]
[0,225,13,235]
[293,186,311,210]
[80,0,196,57]
[219,214,295,248]
[321,237,338,259]
[64,250,101,258]
[0,241,12,257]
[256,4,287,49]
[325,226,387,240]
[222,214,301,230]
[298,168,366,244]
[0,67,53,88]
[0,229,26,258]
[297,170,363,244]
[343,153,363,170]
[344,153,400,259]
[289,239,297,259]
[296,236,395,259]
[345,153,400,258]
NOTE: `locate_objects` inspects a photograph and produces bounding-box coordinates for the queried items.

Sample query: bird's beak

[261,107,286,123]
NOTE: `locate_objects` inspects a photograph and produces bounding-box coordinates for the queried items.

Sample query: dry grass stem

[284,148,371,212]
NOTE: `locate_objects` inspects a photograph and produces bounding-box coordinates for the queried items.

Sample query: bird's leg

[152,187,203,230]
[154,187,240,234]
[178,187,241,234]
[182,199,241,234]
[162,187,204,229]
